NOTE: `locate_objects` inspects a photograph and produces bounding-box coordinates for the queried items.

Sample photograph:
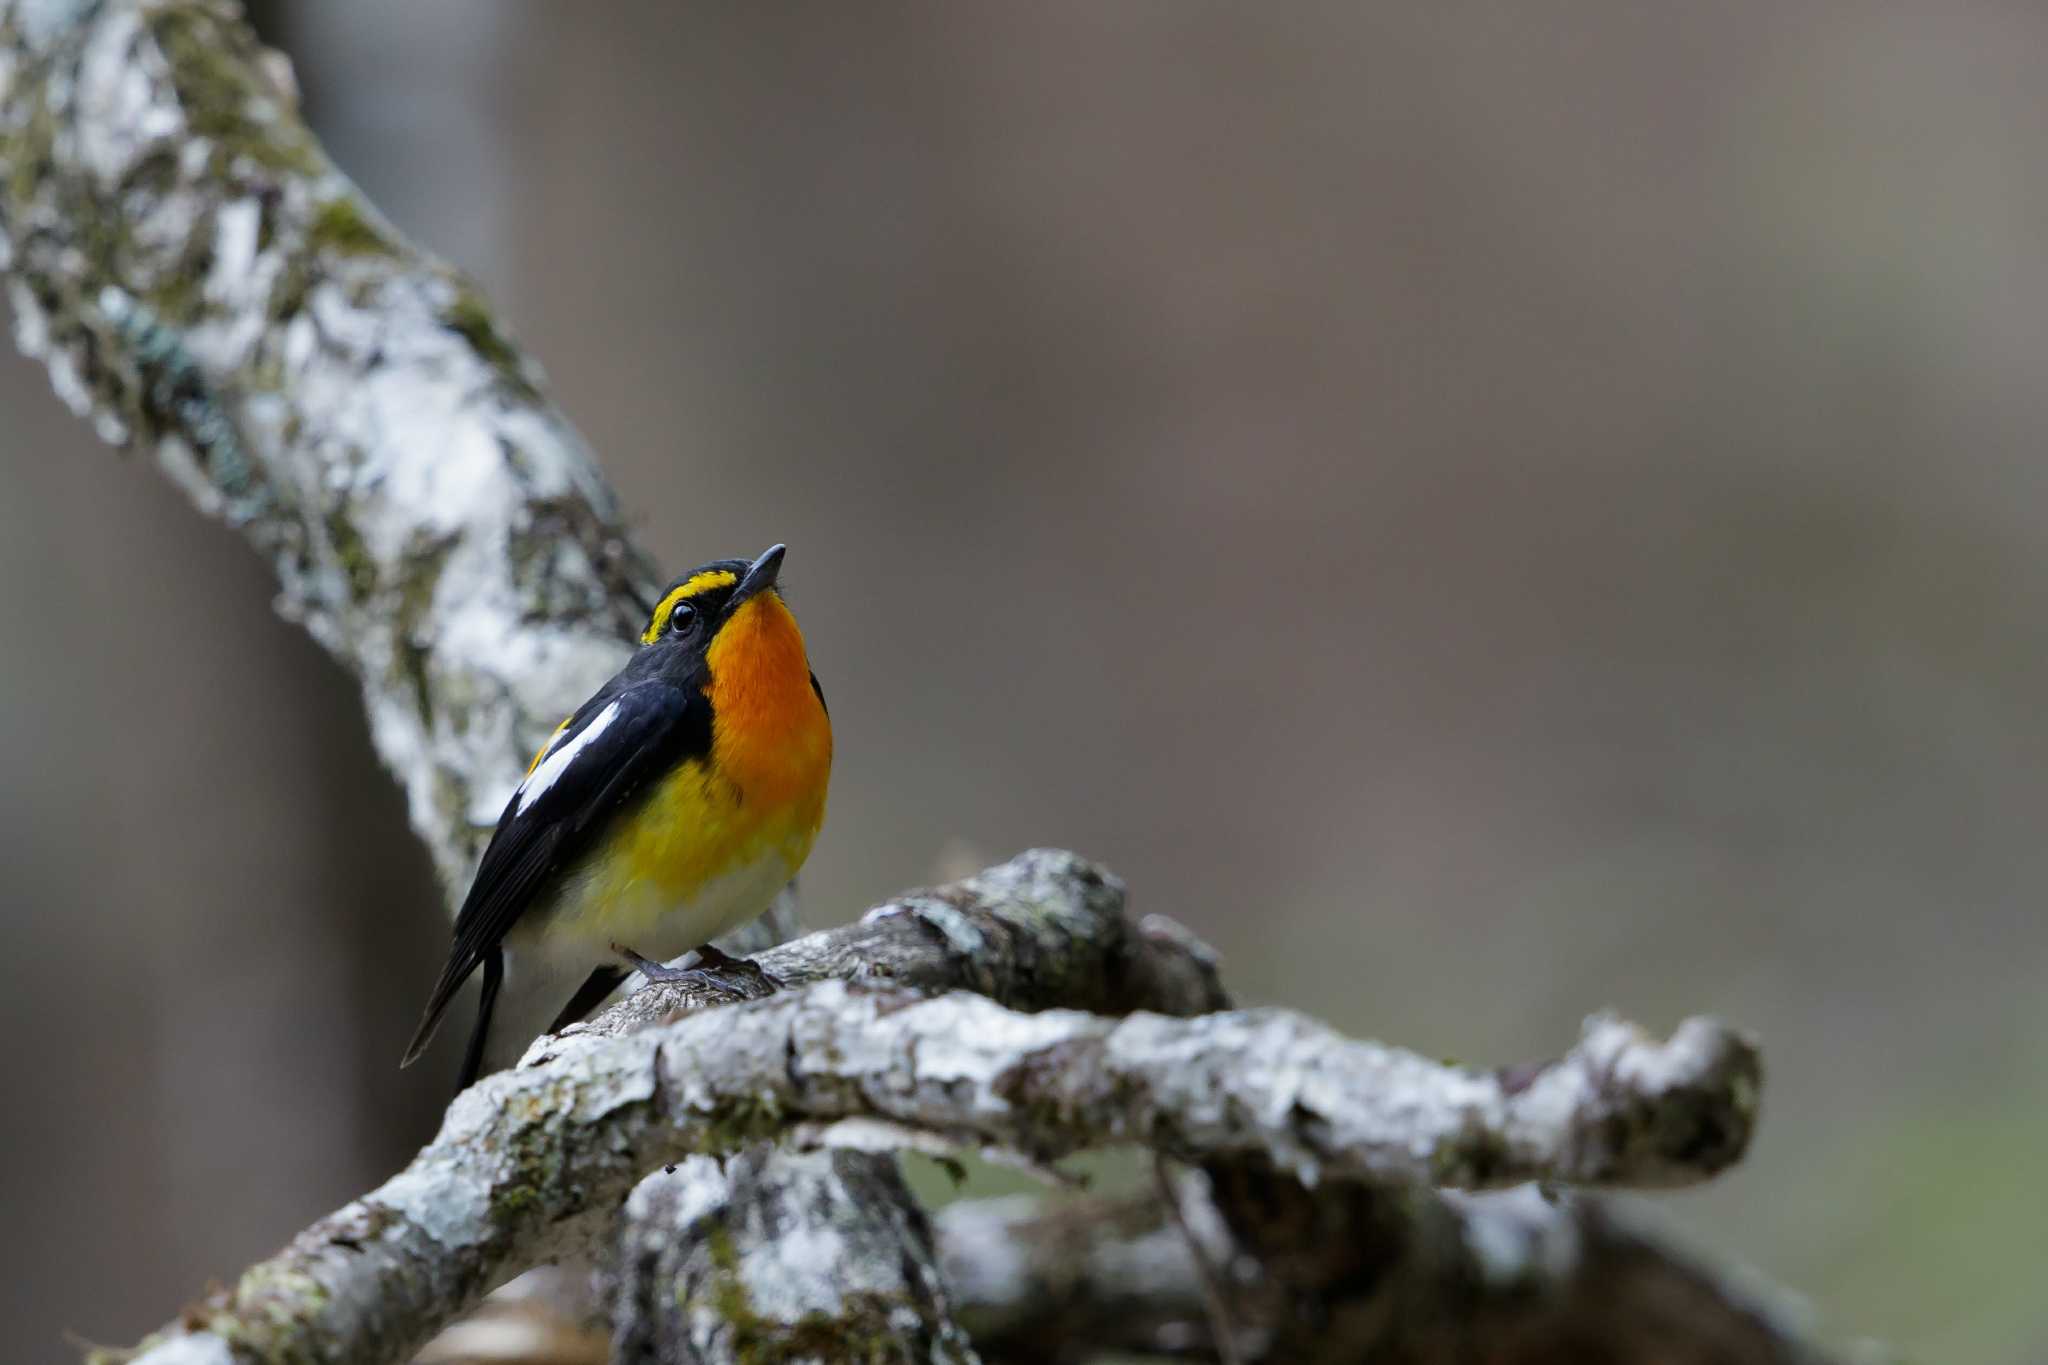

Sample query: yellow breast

[551,591,831,953]
[553,758,818,949]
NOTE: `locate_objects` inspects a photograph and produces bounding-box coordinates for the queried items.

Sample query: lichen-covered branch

[580,850,1219,1365]
[100,851,1205,1365]
[935,1182,1845,1365]
[545,850,1224,1058]
[0,0,651,893]
[610,1148,981,1365]
[419,877,914,1365]
[111,864,1757,1365]
[592,863,1033,1365]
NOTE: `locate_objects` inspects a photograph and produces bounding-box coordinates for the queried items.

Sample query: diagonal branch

[107,851,1757,1365]
[1,0,649,893]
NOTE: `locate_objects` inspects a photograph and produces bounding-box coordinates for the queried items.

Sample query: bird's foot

[612,941,782,1000]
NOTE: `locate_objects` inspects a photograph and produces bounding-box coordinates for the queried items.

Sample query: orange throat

[705,593,832,829]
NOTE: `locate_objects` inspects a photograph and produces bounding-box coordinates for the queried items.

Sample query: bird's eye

[668,603,698,636]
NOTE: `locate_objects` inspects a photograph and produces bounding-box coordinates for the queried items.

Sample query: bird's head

[641,545,826,764]
[640,542,792,652]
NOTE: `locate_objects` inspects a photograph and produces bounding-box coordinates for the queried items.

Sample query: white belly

[483,850,796,1074]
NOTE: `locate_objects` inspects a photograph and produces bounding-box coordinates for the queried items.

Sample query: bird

[401,543,832,1089]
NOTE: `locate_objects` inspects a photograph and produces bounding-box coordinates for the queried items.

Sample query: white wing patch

[516,701,620,812]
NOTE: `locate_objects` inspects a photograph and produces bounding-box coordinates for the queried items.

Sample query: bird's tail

[455,951,503,1089]
[400,947,499,1083]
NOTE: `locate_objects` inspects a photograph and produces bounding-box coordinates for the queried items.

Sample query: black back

[401,644,713,1079]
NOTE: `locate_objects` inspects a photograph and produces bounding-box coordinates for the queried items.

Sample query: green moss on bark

[147,6,321,178]
[323,507,376,602]
[393,532,455,724]
[701,1223,932,1364]
[307,198,395,259]
[438,283,539,399]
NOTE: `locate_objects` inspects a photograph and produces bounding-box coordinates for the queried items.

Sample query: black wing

[401,679,709,1068]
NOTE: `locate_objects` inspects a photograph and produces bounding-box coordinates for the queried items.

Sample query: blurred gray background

[4,3,2045,1360]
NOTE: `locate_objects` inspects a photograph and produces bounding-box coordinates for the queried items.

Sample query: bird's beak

[729,543,786,610]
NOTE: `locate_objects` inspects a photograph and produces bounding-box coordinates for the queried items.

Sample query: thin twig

[1154,1154,1244,1365]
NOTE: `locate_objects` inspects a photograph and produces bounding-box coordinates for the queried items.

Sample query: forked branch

[104,854,1758,1365]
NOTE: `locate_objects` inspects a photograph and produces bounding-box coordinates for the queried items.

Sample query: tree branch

[1,0,650,893]
[608,1148,980,1365]
[576,857,1220,1364]
[106,848,1756,1365]
[934,1192,1222,1361]
[428,877,942,1365]
[569,849,1219,1364]
[934,1182,1844,1365]
[548,850,1222,1056]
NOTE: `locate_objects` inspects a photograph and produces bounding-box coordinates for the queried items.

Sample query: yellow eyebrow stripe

[641,570,739,644]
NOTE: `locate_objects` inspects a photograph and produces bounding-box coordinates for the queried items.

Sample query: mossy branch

[100,852,1762,1365]
[0,0,651,896]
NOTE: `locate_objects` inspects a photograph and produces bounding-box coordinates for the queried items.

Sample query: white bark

[1,0,648,895]
[111,961,1757,1362]
[580,846,1211,1365]
[88,850,1220,1365]
[610,1148,980,1365]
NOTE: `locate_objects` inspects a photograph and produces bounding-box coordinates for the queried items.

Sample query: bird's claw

[611,941,782,999]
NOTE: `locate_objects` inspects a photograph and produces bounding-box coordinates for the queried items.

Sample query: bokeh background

[5,3,2045,1360]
